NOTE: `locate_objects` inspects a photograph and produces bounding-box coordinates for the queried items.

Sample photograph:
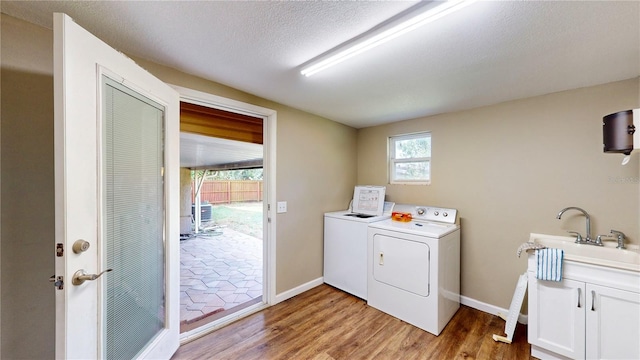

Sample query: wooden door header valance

[180,102,263,144]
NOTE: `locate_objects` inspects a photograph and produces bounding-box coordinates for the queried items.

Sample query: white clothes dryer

[367,204,460,335]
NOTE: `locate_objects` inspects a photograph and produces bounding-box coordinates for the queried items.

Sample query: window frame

[388,132,431,185]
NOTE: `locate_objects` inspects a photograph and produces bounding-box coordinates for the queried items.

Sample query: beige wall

[0,13,357,359]
[357,78,640,310]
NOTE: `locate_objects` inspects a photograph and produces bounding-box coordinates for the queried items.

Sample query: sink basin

[530,233,640,272]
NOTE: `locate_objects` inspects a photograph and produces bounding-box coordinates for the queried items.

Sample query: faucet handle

[610,229,625,238]
[595,235,611,246]
[610,229,626,249]
[567,231,583,242]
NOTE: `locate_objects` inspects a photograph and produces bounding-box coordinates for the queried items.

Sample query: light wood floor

[173,284,533,360]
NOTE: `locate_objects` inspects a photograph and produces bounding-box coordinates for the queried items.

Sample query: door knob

[72,239,90,253]
[72,268,113,285]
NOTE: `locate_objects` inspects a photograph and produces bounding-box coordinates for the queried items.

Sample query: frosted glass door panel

[103,77,165,359]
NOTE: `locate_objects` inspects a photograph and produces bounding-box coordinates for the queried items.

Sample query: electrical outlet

[277,201,287,213]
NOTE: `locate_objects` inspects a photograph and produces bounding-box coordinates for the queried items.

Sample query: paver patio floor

[179,227,263,326]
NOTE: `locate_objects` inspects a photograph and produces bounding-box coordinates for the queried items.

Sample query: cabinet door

[586,284,640,360]
[529,275,585,359]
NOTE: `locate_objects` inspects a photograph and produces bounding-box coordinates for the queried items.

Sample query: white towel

[536,248,564,282]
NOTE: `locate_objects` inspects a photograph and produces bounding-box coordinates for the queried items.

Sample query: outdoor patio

[180,226,263,330]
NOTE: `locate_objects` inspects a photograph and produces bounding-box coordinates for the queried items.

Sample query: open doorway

[178,101,266,333]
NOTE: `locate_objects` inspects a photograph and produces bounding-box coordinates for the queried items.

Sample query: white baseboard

[274,277,324,304]
[461,295,528,324]
[274,279,528,325]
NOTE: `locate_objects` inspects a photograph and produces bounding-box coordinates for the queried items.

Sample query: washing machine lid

[369,218,459,238]
[325,210,391,223]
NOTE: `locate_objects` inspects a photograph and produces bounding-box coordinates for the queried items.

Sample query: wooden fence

[192,180,263,204]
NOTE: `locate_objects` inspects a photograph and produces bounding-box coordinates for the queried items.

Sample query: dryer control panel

[390,204,458,224]
[414,206,457,224]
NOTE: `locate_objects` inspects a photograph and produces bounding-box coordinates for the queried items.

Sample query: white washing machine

[324,186,392,300]
[367,204,460,335]
[324,210,390,299]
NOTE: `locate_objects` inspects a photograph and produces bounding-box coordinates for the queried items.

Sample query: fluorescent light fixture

[300,0,477,77]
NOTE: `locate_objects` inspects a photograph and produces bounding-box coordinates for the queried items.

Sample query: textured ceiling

[2,1,639,129]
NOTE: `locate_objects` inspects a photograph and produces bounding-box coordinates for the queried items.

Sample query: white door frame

[171,85,277,341]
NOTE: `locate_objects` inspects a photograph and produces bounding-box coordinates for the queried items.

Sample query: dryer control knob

[417,208,426,215]
[434,211,439,216]
[443,212,448,217]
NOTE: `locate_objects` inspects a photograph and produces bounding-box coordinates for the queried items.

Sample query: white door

[586,284,640,360]
[372,234,430,296]
[54,13,180,359]
[528,276,585,359]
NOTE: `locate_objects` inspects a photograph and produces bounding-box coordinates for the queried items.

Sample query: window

[389,132,431,184]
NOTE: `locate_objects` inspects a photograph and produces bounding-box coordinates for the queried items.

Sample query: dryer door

[372,234,430,297]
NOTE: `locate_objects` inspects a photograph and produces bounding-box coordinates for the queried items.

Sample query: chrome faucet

[610,229,626,249]
[557,207,594,244]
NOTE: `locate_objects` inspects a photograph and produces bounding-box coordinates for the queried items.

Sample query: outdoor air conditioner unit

[192,204,213,222]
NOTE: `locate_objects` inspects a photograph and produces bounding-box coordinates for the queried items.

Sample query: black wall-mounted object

[603,110,636,155]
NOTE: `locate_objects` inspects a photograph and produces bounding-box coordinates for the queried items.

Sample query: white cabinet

[528,256,640,360]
